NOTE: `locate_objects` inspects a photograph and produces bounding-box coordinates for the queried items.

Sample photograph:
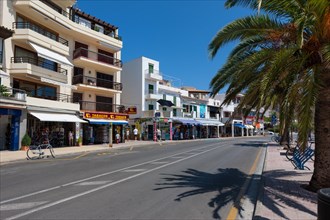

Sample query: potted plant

[21,133,31,151]
[77,137,83,147]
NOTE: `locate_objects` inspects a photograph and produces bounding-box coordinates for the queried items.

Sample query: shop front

[172,118,199,140]
[27,110,86,147]
[83,111,129,145]
[0,108,22,151]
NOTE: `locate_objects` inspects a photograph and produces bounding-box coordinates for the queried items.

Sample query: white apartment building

[0,0,126,150]
[121,57,224,141]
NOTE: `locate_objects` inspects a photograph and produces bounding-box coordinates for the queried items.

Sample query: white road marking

[0,143,221,205]
[149,162,169,165]
[121,169,146,172]
[4,145,222,220]
[171,156,185,159]
[75,181,111,186]
[0,202,48,211]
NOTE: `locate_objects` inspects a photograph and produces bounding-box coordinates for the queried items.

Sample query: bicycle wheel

[48,146,55,158]
[285,146,294,161]
[26,148,40,160]
[271,136,277,142]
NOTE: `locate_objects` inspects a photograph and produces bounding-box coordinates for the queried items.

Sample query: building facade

[0,0,126,150]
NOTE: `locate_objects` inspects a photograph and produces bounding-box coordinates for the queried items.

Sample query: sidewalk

[0,140,158,165]
[254,142,317,220]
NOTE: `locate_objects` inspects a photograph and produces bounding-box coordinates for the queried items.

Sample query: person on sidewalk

[68,131,73,146]
[133,128,138,141]
[126,129,130,141]
[115,133,120,144]
[157,128,161,142]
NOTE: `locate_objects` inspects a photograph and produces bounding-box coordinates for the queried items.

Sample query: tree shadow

[154,168,253,219]
[154,168,317,220]
[253,169,317,220]
[234,141,267,148]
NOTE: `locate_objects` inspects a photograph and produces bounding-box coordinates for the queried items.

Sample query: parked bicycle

[271,134,281,143]
[26,143,55,160]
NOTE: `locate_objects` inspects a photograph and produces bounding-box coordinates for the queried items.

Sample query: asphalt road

[0,137,267,220]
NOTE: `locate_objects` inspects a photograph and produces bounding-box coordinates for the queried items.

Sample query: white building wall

[121,57,144,118]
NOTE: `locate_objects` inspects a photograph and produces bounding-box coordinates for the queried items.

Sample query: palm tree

[208,0,330,191]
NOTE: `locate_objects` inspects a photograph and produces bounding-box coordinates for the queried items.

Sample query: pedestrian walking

[157,128,161,142]
[133,128,138,141]
[115,133,120,144]
[68,130,73,146]
[126,129,130,141]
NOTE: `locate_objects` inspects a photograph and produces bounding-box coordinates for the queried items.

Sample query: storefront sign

[200,105,206,118]
[84,112,128,120]
[126,107,137,114]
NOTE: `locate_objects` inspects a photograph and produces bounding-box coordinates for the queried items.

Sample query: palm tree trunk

[309,69,330,191]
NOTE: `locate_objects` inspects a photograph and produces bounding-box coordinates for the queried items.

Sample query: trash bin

[318,188,330,220]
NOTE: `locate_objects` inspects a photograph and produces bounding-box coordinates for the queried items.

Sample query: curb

[252,143,269,220]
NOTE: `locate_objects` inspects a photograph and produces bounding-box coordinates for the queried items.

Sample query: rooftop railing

[72,75,122,91]
[73,48,122,68]
[13,22,69,46]
[11,57,67,75]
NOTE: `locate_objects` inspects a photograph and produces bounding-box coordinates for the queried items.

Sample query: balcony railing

[72,75,122,91]
[13,22,69,46]
[11,57,67,75]
[73,48,122,68]
[73,16,122,41]
[25,89,73,103]
[0,86,27,101]
[79,101,125,113]
[39,0,70,18]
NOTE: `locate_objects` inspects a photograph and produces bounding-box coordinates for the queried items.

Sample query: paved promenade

[254,142,317,220]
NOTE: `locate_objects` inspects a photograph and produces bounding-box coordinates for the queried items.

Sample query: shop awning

[157,99,175,107]
[29,111,86,123]
[196,119,224,126]
[173,118,199,125]
[0,70,9,78]
[29,42,73,66]
[86,119,128,125]
[234,123,246,128]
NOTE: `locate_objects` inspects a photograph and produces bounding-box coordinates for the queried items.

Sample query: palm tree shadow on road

[154,168,317,220]
[154,168,251,219]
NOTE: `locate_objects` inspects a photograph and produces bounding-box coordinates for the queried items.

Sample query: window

[173,96,177,105]
[148,63,154,73]
[162,107,167,111]
[148,104,154,110]
[173,109,177,117]
[224,112,231,117]
[148,84,154,94]
[96,96,113,112]
[163,94,166,100]
[75,15,91,29]
[13,79,56,100]
[98,49,114,65]
[74,67,84,76]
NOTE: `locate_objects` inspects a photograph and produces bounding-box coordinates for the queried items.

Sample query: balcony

[142,110,172,118]
[11,57,67,83]
[25,89,73,103]
[145,69,162,81]
[13,22,68,46]
[79,101,125,113]
[72,75,122,91]
[73,48,122,72]
[145,93,162,100]
[0,87,27,107]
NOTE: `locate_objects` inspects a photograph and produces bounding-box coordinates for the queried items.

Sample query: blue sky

[75,1,254,92]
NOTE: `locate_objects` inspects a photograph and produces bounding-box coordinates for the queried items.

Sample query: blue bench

[291,147,314,170]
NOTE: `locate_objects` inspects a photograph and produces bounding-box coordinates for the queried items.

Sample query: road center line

[5,145,223,220]
[1,142,223,205]
[226,148,263,220]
